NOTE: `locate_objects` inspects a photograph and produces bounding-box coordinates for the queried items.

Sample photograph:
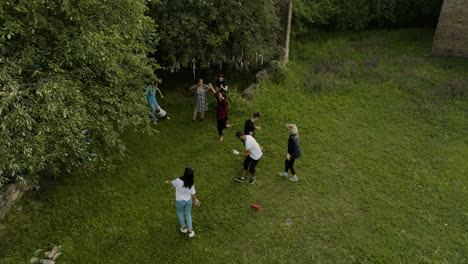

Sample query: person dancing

[233,131,264,184]
[165,167,200,238]
[208,85,233,142]
[279,124,302,182]
[189,79,213,121]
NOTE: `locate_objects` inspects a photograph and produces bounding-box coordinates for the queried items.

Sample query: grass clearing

[1,29,467,263]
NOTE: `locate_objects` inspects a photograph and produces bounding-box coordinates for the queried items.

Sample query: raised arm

[189,85,197,93]
[207,83,216,93]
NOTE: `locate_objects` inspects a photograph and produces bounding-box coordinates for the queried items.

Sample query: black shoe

[234,177,246,183]
[249,177,256,184]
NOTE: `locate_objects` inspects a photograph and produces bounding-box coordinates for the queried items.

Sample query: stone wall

[432,0,468,57]
[0,183,32,219]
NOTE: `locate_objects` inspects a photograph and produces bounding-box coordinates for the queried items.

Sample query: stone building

[432,0,468,57]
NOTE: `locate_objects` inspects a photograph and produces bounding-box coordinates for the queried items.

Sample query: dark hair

[253,112,261,118]
[236,131,244,138]
[179,167,194,188]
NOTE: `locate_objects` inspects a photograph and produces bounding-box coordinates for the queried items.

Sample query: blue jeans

[176,200,193,229]
[148,101,159,122]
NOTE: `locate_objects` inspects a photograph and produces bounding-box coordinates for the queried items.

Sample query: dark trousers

[243,156,259,175]
[285,158,296,175]
[217,118,228,136]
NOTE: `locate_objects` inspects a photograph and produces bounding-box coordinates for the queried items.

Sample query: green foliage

[292,0,338,33]
[0,0,158,183]
[293,0,443,32]
[147,0,281,69]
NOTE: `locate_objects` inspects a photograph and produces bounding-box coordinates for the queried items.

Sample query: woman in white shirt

[165,167,200,238]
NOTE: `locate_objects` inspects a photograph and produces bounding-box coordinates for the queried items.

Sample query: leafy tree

[148,0,281,70]
[0,0,158,183]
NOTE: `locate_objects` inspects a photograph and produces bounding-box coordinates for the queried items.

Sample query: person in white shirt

[165,167,200,238]
[233,131,264,184]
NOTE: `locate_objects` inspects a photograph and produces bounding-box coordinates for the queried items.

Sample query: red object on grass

[251,204,260,211]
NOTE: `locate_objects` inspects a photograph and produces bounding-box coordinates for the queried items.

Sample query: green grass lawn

[1,29,467,263]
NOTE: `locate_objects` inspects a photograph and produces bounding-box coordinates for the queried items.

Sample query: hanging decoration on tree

[192,58,196,80]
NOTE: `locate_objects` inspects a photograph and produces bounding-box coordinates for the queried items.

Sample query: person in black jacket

[279,124,301,182]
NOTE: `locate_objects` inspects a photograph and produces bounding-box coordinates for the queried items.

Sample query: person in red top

[209,85,233,142]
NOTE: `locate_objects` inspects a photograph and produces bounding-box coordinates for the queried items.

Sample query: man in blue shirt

[145,82,164,124]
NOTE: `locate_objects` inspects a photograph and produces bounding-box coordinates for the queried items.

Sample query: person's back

[244,135,263,160]
[172,178,195,201]
[166,168,199,238]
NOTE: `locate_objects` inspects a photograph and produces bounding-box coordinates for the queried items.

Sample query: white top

[171,178,196,201]
[244,135,263,160]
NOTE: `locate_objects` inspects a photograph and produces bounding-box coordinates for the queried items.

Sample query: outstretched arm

[233,149,251,156]
[158,89,164,98]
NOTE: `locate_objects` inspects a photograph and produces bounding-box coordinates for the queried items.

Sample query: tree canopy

[147,0,281,70]
[0,0,157,183]
[293,0,442,32]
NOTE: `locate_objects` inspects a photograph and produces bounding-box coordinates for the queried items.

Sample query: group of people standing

[189,75,233,142]
[150,74,301,238]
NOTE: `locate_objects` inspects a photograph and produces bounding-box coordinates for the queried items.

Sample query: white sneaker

[180,227,188,233]
[279,172,288,177]
[289,175,298,182]
[188,231,195,238]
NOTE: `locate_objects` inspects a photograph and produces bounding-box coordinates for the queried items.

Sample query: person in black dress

[216,74,228,98]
